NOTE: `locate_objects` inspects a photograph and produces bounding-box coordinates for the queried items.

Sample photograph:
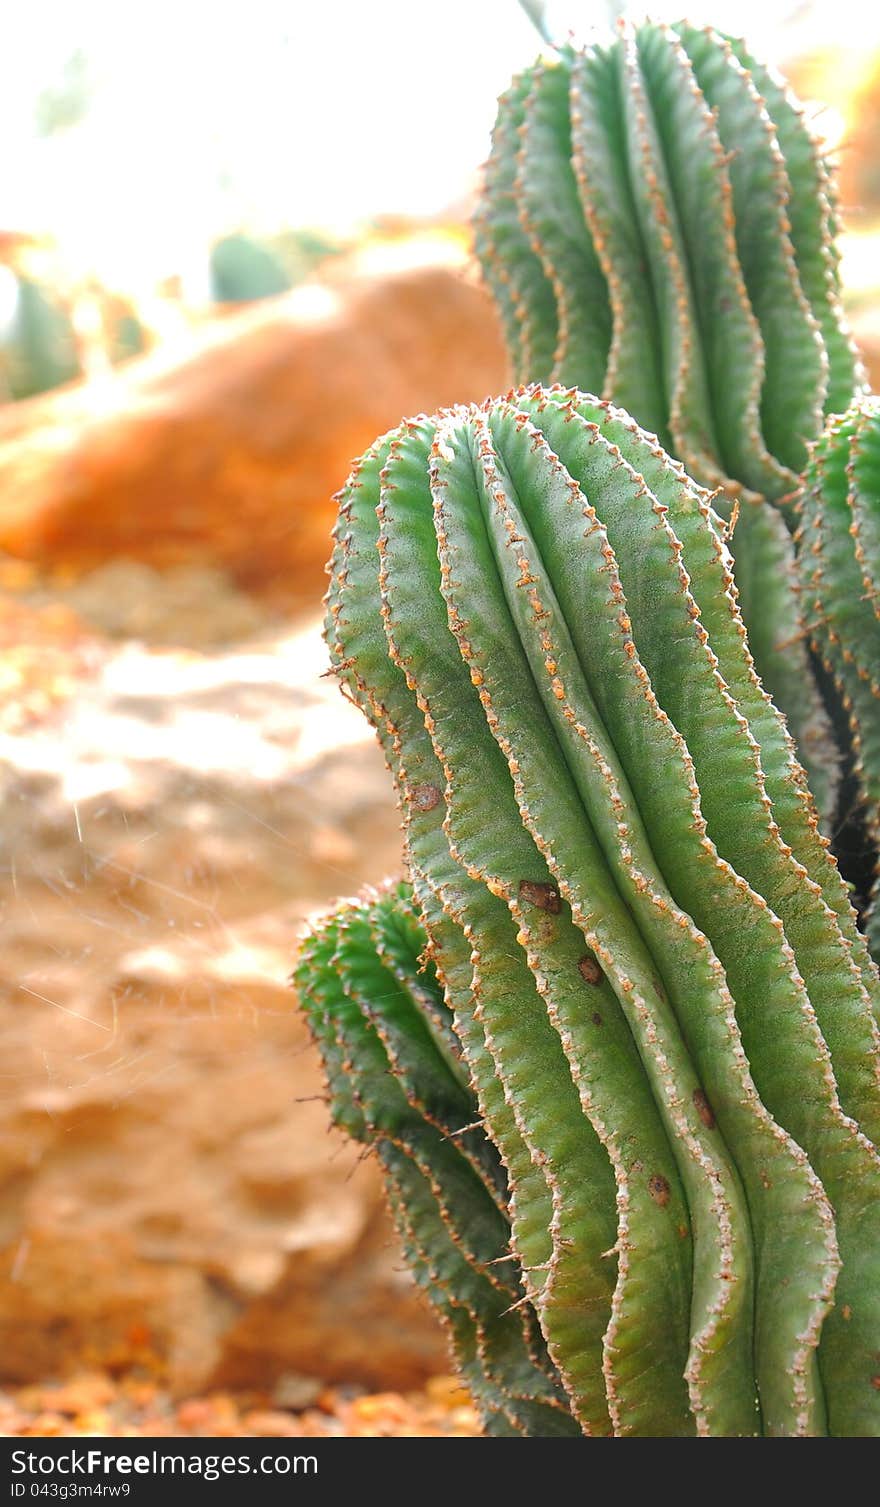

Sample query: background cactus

[209,232,291,305]
[295,881,580,1436]
[315,385,880,1436]
[798,396,880,958]
[0,274,81,401]
[473,19,866,824]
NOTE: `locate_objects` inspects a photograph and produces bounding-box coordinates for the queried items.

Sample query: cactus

[315,385,880,1436]
[473,20,865,821]
[209,233,291,305]
[106,303,146,367]
[295,881,581,1436]
[0,275,81,401]
[798,396,880,959]
[475,23,861,487]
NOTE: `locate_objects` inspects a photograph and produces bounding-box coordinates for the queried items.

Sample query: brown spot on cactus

[578,954,604,985]
[518,879,561,913]
[411,783,442,812]
[295,883,580,1438]
[693,1088,716,1131]
[592,1012,603,1027]
[648,1175,671,1208]
[535,914,558,945]
[796,397,880,954]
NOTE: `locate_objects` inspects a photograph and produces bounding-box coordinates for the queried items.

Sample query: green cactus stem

[475,22,862,491]
[294,882,580,1436]
[797,396,880,959]
[319,386,880,1437]
[473,20,862,821]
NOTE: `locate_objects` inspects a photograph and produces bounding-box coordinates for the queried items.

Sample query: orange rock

[175,1394,238,1433]
[0,256,507,609]
[424,1374,471,1410]
[68,1408,114,1435]
[3,1376,484,1438]
[851,306,880,392]
[42,1372,117,1416]
[21,1411,67,1436]
[241,1409,304,1437]
[119,1378,160,1408]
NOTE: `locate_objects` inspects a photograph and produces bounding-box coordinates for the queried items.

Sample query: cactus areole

[309,387,880,1437]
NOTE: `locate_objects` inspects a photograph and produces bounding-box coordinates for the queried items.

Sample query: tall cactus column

[476,23,861,480]
[326,424,691,1436]
[473,20,866,823]
[318,386,880,1436]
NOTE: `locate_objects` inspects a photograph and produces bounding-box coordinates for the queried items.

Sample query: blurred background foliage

[3,0,880,400]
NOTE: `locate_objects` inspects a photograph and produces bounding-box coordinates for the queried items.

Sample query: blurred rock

[784,48,880,221]
[851,304,880,392]
[0,249,508,611]
[27,560,279,647]
[0,583,446,1393]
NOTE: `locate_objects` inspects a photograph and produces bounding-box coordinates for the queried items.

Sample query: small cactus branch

[294,885,579,1437]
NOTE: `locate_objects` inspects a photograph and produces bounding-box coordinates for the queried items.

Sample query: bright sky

[3,0,879,290]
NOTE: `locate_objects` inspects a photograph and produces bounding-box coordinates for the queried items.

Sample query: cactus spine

[798,396,880,958]
[295,882,580,1436]
[473,20,864,820]
[315,386,880,1436]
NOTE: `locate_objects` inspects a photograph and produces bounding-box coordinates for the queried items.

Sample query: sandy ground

[0,1372,481,1438]
[0,560,452,1410]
